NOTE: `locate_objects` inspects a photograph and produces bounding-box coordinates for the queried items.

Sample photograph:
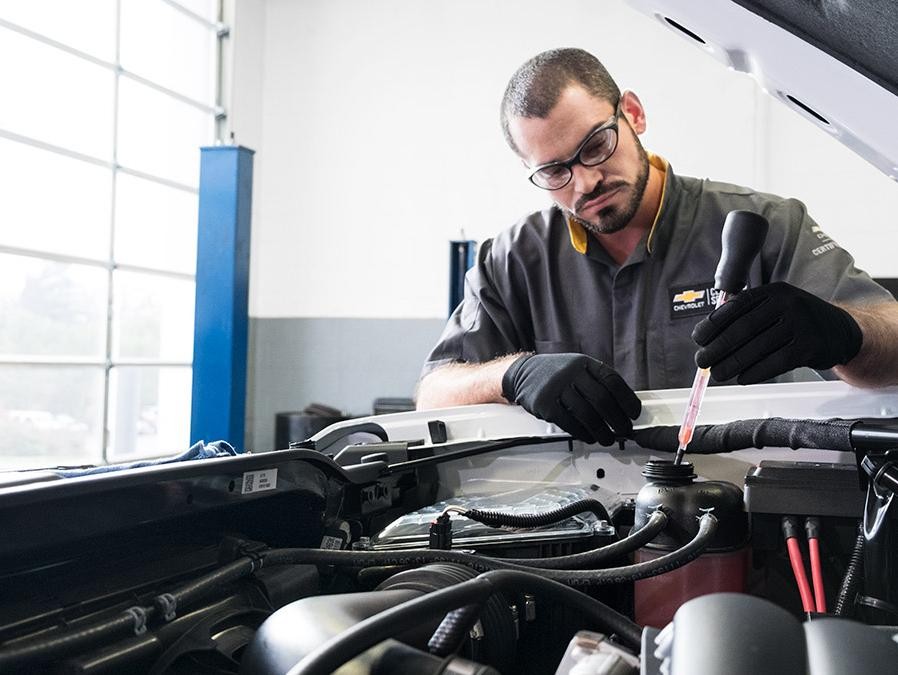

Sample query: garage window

[0,0,225,469]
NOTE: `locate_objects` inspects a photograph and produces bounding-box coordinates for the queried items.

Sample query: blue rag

[54,440,244,478]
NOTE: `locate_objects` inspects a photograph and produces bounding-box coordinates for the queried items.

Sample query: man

[416,48,898,445]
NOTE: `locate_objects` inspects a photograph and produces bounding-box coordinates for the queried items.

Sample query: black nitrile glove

[692,282,863,385]
[501,353,642,445]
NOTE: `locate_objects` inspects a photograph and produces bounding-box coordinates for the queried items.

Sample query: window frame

[0,0,228,466]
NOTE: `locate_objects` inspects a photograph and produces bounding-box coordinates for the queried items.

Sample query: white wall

[233,0,898,320]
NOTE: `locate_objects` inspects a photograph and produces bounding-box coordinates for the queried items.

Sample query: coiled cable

[448,498,611,529]
[834,523,865,617]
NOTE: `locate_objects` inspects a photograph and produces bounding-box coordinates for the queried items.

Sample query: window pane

[0,137,111,259]
[0,365,104,470]
[115,173,198,274]
[0,0,117,61]
[0,254,107,358]
[170,0,218,23]
[120,0,217,105]
[0,26,114,159]
[108,366,192,461]
[117,77,213,187]
[112,271,195,360]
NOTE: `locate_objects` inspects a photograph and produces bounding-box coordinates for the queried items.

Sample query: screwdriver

[674,210,770,465]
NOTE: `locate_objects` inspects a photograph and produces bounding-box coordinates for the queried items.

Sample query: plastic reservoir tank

[633,460,750,627]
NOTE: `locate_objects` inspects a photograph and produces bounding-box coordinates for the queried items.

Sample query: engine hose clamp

[248,551,265,573]
[697,507,715,520]
[125,606,148,636]
[155,593,178,622]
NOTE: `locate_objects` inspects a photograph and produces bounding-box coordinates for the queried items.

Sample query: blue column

[448,239,476,317]
[190,146,254,449]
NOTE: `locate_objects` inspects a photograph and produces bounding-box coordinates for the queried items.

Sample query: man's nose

[570,162,603,194]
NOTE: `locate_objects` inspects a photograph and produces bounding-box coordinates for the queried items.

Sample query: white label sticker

[320,535,343,550]
[241,468,278,494]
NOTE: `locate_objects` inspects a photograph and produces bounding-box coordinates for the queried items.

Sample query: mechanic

[416,48,898,445]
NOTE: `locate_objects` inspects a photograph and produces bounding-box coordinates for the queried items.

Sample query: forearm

[415,354,526,409]
[834,302,898,386]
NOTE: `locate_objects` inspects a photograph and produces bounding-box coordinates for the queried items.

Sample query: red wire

[786,537,815,613]
[808,537,827,613]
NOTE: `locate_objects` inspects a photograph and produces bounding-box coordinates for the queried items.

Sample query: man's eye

[538,165,568,181]
[580,130,614,164]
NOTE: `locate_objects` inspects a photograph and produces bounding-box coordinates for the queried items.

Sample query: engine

[1,407,898,674]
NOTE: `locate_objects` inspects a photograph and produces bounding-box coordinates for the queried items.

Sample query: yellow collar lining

[566,152,669,255]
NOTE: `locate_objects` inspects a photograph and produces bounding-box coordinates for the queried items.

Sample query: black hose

[0,606,158,671]
[501,509,668,569]
[834,523,865,617]
[462,498,611,529]
[0,559,255,671]
[427,603,483,657]
[167,558,254,607]
[630,417,857,454]
[265,513,717,586]
[286,569,644,675]
[0,511,695,669]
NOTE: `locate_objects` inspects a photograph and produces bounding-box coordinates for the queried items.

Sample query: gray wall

[246,317,446,451]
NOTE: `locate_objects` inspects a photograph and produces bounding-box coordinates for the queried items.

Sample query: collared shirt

[422,159,894,390]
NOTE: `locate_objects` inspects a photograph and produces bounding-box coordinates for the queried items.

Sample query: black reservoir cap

[714,210,770,293]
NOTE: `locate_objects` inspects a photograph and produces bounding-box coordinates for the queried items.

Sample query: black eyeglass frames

[527,102,622,191]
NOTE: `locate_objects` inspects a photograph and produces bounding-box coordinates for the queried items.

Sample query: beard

[565,133,650,236]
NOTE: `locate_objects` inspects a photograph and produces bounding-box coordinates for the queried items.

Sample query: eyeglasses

[527,103,621,191]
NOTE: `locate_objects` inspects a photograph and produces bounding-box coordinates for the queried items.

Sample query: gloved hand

[501,353,642,445]
[692,282,863,385]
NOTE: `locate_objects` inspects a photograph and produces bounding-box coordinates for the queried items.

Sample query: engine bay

[2,382,898,674]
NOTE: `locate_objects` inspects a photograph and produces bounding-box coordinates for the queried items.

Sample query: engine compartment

[2,385,898,673]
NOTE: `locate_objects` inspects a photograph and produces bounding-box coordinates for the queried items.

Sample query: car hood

[627,0,898,181]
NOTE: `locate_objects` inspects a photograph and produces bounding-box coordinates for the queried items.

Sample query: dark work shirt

[422,159,893,390]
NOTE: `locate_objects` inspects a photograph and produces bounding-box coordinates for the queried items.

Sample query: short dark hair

[501,48,621,155]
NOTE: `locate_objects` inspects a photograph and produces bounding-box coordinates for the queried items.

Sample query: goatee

[567,137,650,236]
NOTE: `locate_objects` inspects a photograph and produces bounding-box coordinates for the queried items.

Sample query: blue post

[448,239,476,317]
[190,146,254,449]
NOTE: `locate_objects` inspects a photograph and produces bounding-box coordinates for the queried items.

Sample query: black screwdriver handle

[714,210,770,294]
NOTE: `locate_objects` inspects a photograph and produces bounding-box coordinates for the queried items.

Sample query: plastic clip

[125,606,148,636]
[155,593,178,622]
[238,542,266,573]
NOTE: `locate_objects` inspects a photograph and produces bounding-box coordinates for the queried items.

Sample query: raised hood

[627,0,898,181]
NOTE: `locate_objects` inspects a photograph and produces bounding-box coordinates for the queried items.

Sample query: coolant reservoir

[633,460,750,627]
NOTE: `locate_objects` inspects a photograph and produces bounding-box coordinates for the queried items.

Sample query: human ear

[619,90,647,134]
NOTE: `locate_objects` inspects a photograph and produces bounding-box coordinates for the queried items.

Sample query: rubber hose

[169,558,254,607]
[630,417,856,454]
[286,568,643,675]
[0,606,158,671]
[501,509,667,569]
[378,563,516,671]
[427,603,482,657]
[265,512,717,586]
[0,559,255,671]
[834,523,865,617]
[463,498,611,529]
[0,514,694,670]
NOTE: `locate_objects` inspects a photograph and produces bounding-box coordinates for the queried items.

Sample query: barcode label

[241,468,278,494]
[320,535,343,550]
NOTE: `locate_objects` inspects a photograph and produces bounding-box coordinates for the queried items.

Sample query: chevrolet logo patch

[669,283,718,319]
[672,289,705,303]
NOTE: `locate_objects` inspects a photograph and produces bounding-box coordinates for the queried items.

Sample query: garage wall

[230,0,898,451]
